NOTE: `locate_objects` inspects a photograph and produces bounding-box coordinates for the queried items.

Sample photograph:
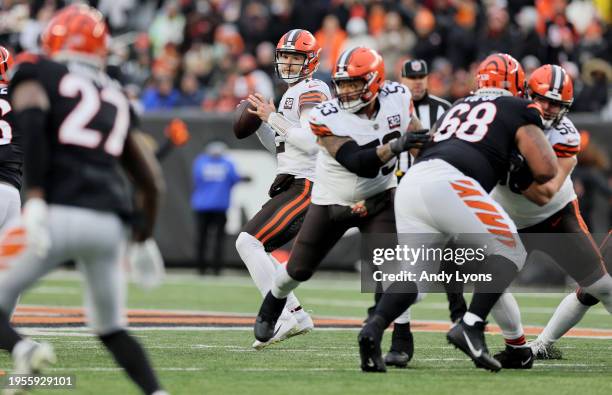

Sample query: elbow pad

[335,141,384,178]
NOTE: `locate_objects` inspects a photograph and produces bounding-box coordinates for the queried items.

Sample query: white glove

[22,198,51,258]
[128,238,165,290]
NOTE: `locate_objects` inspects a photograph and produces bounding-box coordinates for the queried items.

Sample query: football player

[0,46,23,317]
[0,5,167,394]
[360,54,559,372]
[486,65,612,365]
[252,47,429,360]
[236,29,330,349]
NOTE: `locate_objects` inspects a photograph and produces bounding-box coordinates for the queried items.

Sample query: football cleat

[358,323,386,373]
[4,341,57,395]
[293,309,315,336]
[493,345,534,369]
[447,320,501,372]
[384,351,411,368]
[253,291,288,343]
[528,339,563,360]
[252,310,299,350]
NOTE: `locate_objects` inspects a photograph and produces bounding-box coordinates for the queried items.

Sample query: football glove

[507,151,534,193]
[127,238,165,290]
[389,129,430,155]
[22,198,51,258]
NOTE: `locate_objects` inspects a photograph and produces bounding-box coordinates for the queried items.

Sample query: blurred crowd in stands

[1,0,611,117]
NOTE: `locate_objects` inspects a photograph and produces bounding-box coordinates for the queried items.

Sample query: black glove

[506,151,534,193]
[389,129,430,155]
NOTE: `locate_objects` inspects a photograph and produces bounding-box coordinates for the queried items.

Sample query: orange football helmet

[332,47,385,112]
[275,29,320,83]
[476,53,525,97]
[0,46,12,83]
[41,4,109,62]
[528,64,573,127]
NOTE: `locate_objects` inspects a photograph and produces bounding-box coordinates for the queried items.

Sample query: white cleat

[528,339,563,360]
[252,311,299,350]
[3,340,57,395]
[292,309,314,337]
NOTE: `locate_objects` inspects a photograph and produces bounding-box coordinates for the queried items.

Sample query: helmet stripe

[337,47,357,73]
[285,29,301,46]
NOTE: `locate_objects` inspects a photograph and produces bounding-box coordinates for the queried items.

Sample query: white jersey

[491,116,580,229]
[310,81,414,205]
[274,78,331,180]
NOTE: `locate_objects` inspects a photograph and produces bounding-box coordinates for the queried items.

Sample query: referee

[396,59,451,179]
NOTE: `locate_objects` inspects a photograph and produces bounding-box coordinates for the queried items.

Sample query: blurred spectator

[255,41,276,78]
[377,11,415,79]
[476,6,521,60]
[573,58,612,113]
[192,141,249,275]
[176,73,205,108]
[18,2,55,51]
[141,74,180,111]
[238,1,271,53]
[231,54,274,102]
[342,17,377,53]
[98,0,137,34]
[515,6,546,61]
[573,130,612,229]
[149,0,185,56]
[315,14,347,74]
[445,0,479,71]
[411,7,445,65]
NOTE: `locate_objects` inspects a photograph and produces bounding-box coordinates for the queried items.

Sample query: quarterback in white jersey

[485,65,612,369]
[236,29,330,349]
[253,47,428,366]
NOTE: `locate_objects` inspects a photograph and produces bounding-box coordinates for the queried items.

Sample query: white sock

[538,292,590,345]
[271,266,300,299]
[12,339,34,359]
[491,293,525,346]
[463,311,483,326]
[583,274,612,313]
[236,232,304,313]
[394,307,411,324]
[269,255,302,312]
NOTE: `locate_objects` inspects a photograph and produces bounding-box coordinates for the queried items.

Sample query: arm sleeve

[335,140,384,178]
[16,108,50,189]
[285,106,319,155]
[255,123,277,154]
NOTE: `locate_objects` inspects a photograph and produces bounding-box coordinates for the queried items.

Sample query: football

[233,100,262,139]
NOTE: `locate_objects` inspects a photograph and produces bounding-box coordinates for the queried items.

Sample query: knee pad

[235,232,261,254]
[582,274,612,313]
[576,288,600,306]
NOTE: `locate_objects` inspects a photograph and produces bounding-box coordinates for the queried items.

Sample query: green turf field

[1,271,611,395]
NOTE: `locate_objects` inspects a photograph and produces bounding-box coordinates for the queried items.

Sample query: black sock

[258,291,287,320]
[374,281,419,327]
[0,309,21,353]
[390,322,414,358]
[468,255,518,319]
[446,293,467,322]
[99,330,161,395]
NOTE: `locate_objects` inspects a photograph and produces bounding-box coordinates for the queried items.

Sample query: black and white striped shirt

[398,93,451,176]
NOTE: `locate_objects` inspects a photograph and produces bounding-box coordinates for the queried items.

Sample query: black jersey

[416,93,543,192]
[9,54,135,215]
[0,84,23,189]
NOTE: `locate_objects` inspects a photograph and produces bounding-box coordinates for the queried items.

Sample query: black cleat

[358,323,386,372]
[447,320,501,372]
[493,345,533,369]
[253,292,287,342]
[384,323,414,368]
[384,351,411,368]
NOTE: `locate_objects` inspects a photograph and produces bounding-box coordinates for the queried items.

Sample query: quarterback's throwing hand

[247,93,276,123]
